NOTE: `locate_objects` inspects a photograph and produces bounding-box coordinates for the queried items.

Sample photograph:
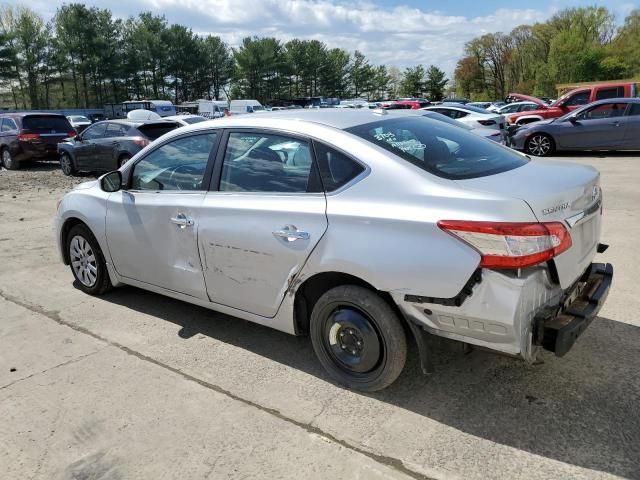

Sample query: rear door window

[577,103,627,120]
[595,87,625,100]
[219,132,321,193]
[22,116,71,132]
[1,118,17,132]
[628,104,640,116]
[345,116,528,180]
[82,123,107,140]
[104,123,130,138]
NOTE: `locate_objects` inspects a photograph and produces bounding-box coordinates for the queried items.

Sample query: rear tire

[525,133,555,157]
[310,285,407,391]
[60,152,76,176]
[67,224,112,296]
[2,148,18,170]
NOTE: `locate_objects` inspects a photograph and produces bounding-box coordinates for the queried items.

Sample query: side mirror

[74,135,82,141]
[568,114,578,123]
[100,170,122,192]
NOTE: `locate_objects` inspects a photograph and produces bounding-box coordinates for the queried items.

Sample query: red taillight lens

[17,132,40,141]
[438,220,572,269]
[67,130,77,137]
[132,136,149,148]
[477,119,496,126]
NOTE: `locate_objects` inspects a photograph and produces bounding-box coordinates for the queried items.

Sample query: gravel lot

[1,154,639,479]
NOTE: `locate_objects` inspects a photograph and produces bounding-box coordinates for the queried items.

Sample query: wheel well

[293,272,404,336]
[60,218,88,264]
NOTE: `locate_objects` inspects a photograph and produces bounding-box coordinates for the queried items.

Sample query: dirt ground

[1,154,639,480]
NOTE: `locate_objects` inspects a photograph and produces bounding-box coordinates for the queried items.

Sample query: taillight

[17,132,40,141]
[67,130,77,137]
[438,220,572,269]
[477,119,496,126]
[131,136,149,147]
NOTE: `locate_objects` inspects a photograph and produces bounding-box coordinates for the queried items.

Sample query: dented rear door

[198,129,328,318]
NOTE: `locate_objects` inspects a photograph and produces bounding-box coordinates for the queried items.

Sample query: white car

[66,115,92,133]
[163,114,208,126]
[496,102,540,115]
[422,104,506,141]
[55,109,612,391]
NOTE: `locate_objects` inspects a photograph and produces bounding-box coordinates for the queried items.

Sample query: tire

[310,285,407,391]
[60,152,76,176]
[117,154,131,168]
[2,148,19,170]
[67,224,112,295]
[525,133,555,157]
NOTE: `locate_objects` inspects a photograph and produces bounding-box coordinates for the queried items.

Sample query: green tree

[399,65,425,97]
[424,65,447,100]
[349,51,374,98]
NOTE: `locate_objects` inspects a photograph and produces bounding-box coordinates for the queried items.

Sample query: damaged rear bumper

[533,263,613,357]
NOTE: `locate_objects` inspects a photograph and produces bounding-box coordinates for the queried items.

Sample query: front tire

[60,152,76,176]
[2,148,18,170]
[310,285,407,391]
[67,224,112,295]
[525,133,555,157]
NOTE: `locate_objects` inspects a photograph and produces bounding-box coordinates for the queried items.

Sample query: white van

[230,100,265,114]
[198,100,228,118]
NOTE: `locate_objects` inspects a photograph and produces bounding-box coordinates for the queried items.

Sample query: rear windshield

[133,122,180,140]
[345,116,528,180]
[23,115,72,132]
[182,116,207,124]
[69,116,90,122]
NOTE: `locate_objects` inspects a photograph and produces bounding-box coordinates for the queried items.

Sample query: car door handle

[170,213,194,228]
[272,225,310,242]
[610,121,620,126]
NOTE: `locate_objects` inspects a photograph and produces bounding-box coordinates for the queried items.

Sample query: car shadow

[101,285,640,477]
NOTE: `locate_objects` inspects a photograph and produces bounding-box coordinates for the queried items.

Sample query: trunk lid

[455,159,602,288]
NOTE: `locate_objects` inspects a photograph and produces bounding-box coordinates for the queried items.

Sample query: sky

[9,0,638,75]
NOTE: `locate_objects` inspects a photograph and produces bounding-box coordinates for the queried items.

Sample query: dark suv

[0,113,75,170]
[57,119,181,175]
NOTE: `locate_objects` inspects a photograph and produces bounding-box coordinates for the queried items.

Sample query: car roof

[0,112,67,118]
[590,97,640,105]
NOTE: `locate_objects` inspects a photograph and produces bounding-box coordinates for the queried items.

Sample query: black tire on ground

[66,223,112,296]
[60,152,76,176]
[310,285,407,391]
[525,133,555,157]
[118,154,131,168]
[2,148,19,170]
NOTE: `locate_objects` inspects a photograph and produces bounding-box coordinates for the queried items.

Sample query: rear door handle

[273,225,310,242]
[610,121,620,126]
[170,213,194,228]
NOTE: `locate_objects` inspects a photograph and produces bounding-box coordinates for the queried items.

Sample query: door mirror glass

[568,114,578,123]
[100,170,122,192]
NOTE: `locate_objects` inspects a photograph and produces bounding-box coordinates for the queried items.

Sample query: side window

[104,123,128,138]
[564,91,590,107]
[1,118,17,131]
[82,123,107,140]
[628,104,640,116]
[453,110,469,119]
[131,133,216,191]
[434,109,456,119]
[314,142,365,192]
[219,132,319,193]
[522,105,537,112]
[595,87,625,100]
[577,103,627,120]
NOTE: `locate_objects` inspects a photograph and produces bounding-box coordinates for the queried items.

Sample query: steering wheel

[167,164,202,190]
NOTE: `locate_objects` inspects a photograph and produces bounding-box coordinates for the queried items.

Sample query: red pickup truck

[506,82,638,125]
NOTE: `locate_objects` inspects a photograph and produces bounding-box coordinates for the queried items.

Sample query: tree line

[0,3,449,109]
[454,6,640,101]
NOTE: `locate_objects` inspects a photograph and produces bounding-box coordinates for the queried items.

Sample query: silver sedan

[511,98,640,156]
[55,110,613,390]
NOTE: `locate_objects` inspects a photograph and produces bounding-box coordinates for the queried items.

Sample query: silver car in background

[55,110,613,391]
[510,98,640,156]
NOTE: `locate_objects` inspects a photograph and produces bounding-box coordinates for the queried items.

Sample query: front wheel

[525,133,555,157]
[310,285,407,391]
[67,224,112,295]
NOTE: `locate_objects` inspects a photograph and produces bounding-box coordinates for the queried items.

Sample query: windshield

[345,116,528,180]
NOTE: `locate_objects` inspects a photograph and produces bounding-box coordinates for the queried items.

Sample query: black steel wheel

[310,285,407,391]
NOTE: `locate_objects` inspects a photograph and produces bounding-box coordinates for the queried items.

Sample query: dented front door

[198,193,327,317]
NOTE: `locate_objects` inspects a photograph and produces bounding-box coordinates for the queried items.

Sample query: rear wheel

[525,133,555,157]
[310,285,407,391]
[2,148,18,170]
[60,152,76,176]
[67,224,112,295]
